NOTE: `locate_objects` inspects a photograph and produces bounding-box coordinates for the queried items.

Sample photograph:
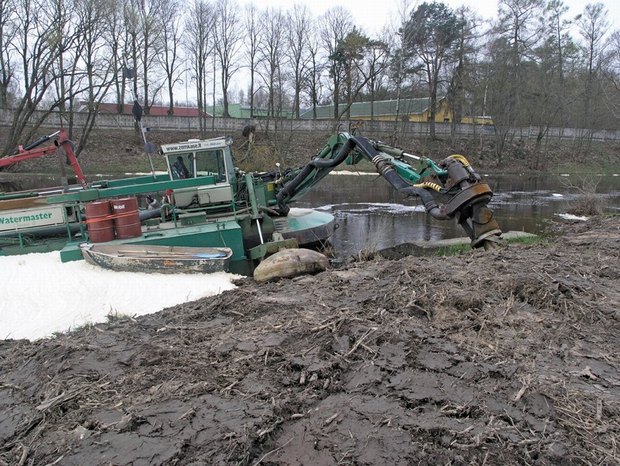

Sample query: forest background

[0,0,619,168]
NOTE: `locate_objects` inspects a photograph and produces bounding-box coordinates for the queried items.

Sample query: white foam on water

[0,251,239,341]
[556,213,589,222]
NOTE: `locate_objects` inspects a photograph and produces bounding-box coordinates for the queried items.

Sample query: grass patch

[353,244,380,262]
[107,310,135,323]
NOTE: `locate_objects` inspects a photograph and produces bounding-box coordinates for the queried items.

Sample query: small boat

[80,243,233,274]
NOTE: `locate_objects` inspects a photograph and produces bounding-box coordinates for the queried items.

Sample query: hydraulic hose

[275,138,357,214]
[413,181,443,192]
[351,138,448,220]
[275,135,450,220]
[448,154,470,167]
[374,158,450,220]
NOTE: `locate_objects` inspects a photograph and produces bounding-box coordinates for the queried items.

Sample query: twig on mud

[17,445,28,466]
[323,412,340,426]
[221,380,239,393]
[35,388,86,412]
[177,408,196,421]
[513,375,532,403]
[156,323,227,331]
[502,293,516,317]
[344,328,377,358]
[596,399,603,422]
[338,449,354,464]
[252,437,293,466]
[551,389,620,463]
[43,453,66,466]
[0,383,23,390]
[257,418,285,438]
[311,315,346,332]
[360,343,377,355]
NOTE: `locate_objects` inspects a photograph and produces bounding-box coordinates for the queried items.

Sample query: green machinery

[0,131,501,274]
[276,132,502,249]
[0,135,332,274]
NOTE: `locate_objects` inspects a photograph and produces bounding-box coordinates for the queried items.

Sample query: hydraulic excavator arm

[275,132,502,249]
[0,129,86,188]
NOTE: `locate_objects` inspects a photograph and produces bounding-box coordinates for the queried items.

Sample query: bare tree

[185,0,214,133]
[257,7,286,122]
[122,0,165,114]
[305,27,324,119]
[1,0,76,156]
[605,30,620,121]
[158,0,184,115]
[0,0,17,108]
[72,0,117,154]
[387,0,416,144]
[360,36,390,120]
[320,6,353,120]
[287,4,312,119]
[337,28,371,120]
[403,1,463,139]
[47,0,76,118]
[136,0,165,113]
[445,7,479,138]
[105,0,127,114]
[243,3,262,118]
[577,2,609,133]
[213,0,241,118]
[544,0,578,129]
[608,30,620,94]
[487,0,544,160]
[123,1,141,100]
[333,30,390,123]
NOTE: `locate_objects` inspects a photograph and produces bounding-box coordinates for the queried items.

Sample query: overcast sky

[237,0,619,37]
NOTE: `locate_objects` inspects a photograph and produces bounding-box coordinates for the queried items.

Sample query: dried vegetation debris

[1,217,619,465]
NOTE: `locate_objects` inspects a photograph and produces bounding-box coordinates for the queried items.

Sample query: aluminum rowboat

[80,243,232,274]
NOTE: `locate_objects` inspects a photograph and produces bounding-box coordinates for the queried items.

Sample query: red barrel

[85,200,114,243]
[111,197,142,239]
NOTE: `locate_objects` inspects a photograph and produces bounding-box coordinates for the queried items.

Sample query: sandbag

[253,248,329,283]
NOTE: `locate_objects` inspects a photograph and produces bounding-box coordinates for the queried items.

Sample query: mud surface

[1,217,619,465]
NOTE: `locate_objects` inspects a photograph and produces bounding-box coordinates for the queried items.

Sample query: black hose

[276,138,357,213]
[276,135,450,220]
[350,136,450,218]
[378,167,450,220]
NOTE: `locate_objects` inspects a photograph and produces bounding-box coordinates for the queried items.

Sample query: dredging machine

[0,130,502,274]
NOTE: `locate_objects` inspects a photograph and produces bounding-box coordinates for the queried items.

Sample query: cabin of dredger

[159,137,237,207]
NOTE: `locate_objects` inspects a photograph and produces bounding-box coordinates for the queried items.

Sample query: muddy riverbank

[1,216,619,465]
[3,127,619,176]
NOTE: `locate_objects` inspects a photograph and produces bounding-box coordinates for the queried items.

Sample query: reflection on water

[298,173,620,257]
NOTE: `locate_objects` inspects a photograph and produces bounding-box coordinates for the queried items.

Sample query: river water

[296,172,620,256]
[2,172,619,257]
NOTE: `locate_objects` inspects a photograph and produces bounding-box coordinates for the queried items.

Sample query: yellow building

[461,115,494,125]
